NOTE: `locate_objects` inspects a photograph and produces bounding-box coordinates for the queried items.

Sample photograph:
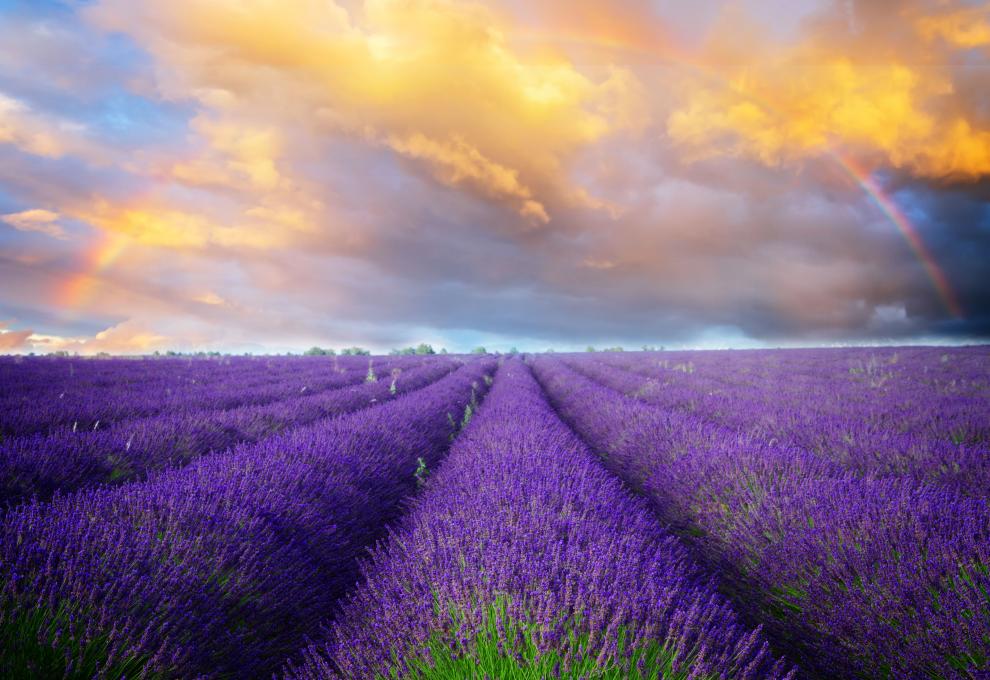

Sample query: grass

[382,595,719,680]
[0,601,153,680]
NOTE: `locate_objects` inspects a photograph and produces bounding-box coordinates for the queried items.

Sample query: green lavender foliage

[385,597,719,680]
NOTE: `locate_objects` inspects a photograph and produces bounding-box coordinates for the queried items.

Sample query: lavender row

[0,356,382,445]
[0,354,392,437]
[0,354,291,395]
[530,355,990,679]
[287,361,793,680]
[571,350,990,495]
[601,347,990,448]
[0,357,495,678]
[0,354,328,414]
[0,357,457,507]
[0,353,369,398]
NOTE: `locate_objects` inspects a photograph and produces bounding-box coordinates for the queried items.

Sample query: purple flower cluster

[530,353,990,678]
[0,357,495,678]
[0,356,456,505]
[287,360,793,680]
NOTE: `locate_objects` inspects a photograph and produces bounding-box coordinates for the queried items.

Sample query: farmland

[0,347,987,679]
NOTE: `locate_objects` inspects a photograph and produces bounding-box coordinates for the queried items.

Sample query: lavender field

[0,347,988,679]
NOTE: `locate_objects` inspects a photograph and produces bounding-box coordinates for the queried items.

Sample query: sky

[0,0,988,354]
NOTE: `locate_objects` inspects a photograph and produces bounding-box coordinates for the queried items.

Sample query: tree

[304,346,335,356]
[415,343,435,355]
[471,346,487,354]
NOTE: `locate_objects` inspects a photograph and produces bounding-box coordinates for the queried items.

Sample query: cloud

[74,200,289,250]
[0,321,34,352]
[170,115,285,192]
[1,209,68,239]
[915,3,990,49]
[0,0,986,353]
[84,0,641,225]
[0,331,32,350]
[33,319,170,354]
[0,322,33,350]
[0,93,72,158]
[388,132,549,223]
[193,291,226,306]
[0,91,112,164]
[665,2,990,181]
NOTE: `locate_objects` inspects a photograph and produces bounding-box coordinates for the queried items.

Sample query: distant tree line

[32,343,669,359]
[304,346,371,356]
[389,343,441,356]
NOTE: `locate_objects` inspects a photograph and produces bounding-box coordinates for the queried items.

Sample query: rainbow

[830,153,964,318]
[57,234,129,310]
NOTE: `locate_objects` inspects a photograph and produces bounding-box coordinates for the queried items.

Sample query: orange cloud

[388,132,549,224]
[666,5,990,181]
[86,0,639,223]
[506,0,670,65]
[73,199,294,251]
[35,320,170,354]
[1,209,68,239]
[171,115,285,191]
[0,327,33,351]
[193,291,226,306]
[582,257,616,270]
[916,3,990,49]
